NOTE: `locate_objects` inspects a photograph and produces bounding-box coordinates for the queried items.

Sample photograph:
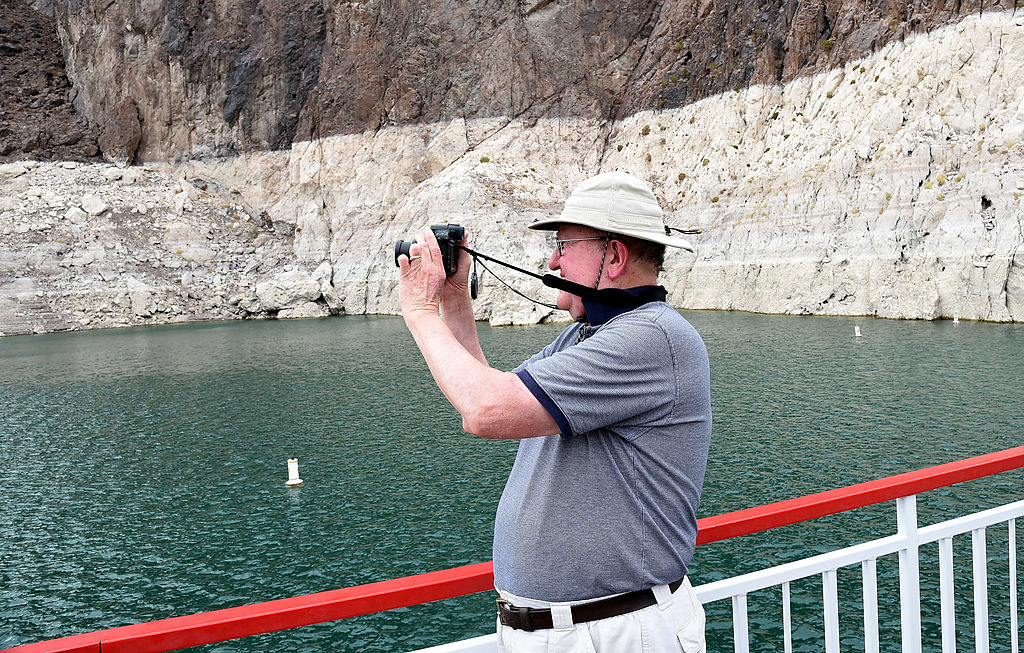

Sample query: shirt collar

[581,285,667,327]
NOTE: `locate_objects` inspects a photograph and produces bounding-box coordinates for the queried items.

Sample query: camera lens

[394,240,413,267]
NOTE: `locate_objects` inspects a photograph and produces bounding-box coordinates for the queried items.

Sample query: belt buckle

[496,598,536,632]
[496,597,512,622]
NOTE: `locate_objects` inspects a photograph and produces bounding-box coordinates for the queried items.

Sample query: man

[397,171,711,652]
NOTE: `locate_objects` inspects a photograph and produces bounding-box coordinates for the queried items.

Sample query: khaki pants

[496,577,706,653]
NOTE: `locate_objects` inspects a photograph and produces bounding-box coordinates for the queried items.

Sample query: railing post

[862,558,880,653]
[938,537,957,653]
[1010,520,1018,653]
[782,582,793,653]
[897,495,922,653]
[972,528,989,653]
[732,594,750,653]
[823,569,840,653]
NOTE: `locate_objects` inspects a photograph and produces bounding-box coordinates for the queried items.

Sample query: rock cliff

[45,0,1017,161]
[0,0,100,162]
[1,1,1022,335]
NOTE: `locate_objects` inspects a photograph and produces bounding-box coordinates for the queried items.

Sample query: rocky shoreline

[0,160,346,337]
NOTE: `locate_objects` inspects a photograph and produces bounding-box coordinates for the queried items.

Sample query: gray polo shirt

[494,302,711,602]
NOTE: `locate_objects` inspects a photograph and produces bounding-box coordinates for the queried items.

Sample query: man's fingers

[397,247,423,272]
[411,237,435,264]
[398,228,446,275]
[421,228,445,262]
[398,234,438,277]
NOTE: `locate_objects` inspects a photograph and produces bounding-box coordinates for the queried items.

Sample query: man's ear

[605,239,630,280]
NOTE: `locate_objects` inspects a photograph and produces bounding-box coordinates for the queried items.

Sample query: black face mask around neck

[579,285,668,326]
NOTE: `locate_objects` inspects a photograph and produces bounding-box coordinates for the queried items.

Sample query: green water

[0,313,1021,652]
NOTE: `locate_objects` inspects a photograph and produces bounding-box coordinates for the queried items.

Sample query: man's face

[547,224,609,321]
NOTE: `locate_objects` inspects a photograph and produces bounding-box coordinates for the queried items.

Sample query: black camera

[394,224,466,276]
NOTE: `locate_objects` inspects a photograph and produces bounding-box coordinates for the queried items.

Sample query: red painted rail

[695,445,1024,544]
[6,446,1024,653]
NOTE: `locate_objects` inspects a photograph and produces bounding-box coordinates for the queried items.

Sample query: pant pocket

[553,629,598,653]
[674,604,706,653]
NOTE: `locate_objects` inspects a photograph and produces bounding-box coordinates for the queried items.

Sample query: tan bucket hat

[529,171,694,251]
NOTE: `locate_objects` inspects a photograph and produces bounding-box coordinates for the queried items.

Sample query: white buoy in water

[953,313,960,324]
[285,458,303,486]
[855,325,862,337]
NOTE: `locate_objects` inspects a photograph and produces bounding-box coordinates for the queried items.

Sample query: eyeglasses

[551,235,610,255]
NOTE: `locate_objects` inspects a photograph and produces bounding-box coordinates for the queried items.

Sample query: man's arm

[438,240,487,365]
[404,310,558,438]
[398,228,559,439]
[441,294,486,364]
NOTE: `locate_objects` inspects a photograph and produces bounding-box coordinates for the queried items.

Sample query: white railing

[696,496,1023,653]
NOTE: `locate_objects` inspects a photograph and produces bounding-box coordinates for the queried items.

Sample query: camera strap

[456,246,668,308]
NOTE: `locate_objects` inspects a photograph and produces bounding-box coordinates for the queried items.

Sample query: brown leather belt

[497,577,685,632]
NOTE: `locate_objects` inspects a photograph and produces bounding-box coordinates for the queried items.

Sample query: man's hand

[397,227,448,317]
[396,226,558,439]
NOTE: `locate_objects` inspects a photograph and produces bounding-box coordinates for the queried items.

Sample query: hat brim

[528,215,695,252]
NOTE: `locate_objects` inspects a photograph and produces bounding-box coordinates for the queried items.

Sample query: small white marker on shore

[855,325,862,338]
[286,458,303,487]
[953,313,960,324]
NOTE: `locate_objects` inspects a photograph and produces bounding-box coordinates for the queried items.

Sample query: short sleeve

[519,313,677,439]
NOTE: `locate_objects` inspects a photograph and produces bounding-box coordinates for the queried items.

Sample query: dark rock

[0,0,101,163]
[97,98,140,166]
[21,132,39,152]
[80,138,99,156]
[58,129,82,146]
[22,0,1001,161]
